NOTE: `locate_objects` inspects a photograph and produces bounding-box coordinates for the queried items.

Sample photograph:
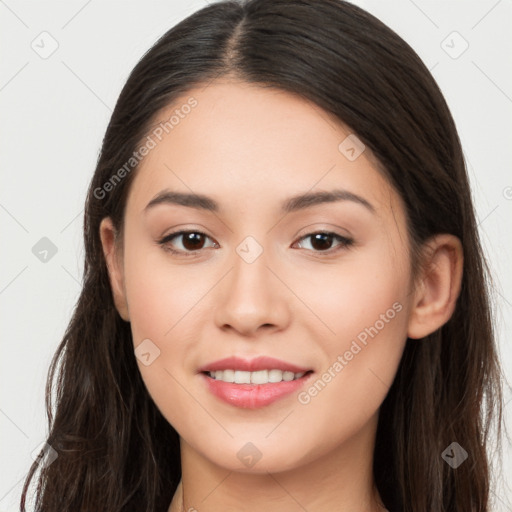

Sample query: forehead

[125,80,403,222]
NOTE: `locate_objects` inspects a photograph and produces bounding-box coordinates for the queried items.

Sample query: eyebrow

[144,188,376,214]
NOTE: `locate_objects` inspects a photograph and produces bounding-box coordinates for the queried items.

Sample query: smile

[198,356,314,408]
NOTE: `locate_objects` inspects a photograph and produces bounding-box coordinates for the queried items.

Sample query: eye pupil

[311,233,333,251]
[182,232,204,251]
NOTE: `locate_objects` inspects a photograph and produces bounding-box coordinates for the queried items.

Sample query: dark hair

[21,1,505,511]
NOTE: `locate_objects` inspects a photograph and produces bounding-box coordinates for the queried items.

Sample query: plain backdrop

[1,1,511,510]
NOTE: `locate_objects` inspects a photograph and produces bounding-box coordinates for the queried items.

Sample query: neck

[168,413,386,512]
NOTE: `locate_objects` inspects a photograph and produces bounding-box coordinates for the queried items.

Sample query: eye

[157,229,353,256]
[157,230,218,254]
[294,231,354,254]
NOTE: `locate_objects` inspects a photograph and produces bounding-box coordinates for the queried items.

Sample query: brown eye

[310,233,334,251]
[158,230,218,254]
[181,232,206,251]
[295,232,353,253]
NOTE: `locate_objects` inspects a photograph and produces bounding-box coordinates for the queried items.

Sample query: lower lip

[200,372,313,409]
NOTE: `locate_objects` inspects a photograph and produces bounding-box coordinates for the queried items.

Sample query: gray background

[1,0,511,510]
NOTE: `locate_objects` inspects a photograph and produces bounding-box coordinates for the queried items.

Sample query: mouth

[198,356,314,409]
[203,369,312,384]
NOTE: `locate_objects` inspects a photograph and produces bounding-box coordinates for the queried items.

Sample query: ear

[99,217,130,321]
[407,234,463,339]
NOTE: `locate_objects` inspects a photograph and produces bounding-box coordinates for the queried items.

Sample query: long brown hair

[20,1,505,510]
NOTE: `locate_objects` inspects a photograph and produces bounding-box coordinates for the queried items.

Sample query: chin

[194,437,315,475]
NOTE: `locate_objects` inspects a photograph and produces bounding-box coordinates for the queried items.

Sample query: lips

[198,356,314,409]
[198,356,311,374]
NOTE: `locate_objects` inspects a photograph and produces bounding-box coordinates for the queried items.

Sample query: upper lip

[198,356,312,374]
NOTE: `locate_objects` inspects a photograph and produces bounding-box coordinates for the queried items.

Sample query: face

[104,80,416,473]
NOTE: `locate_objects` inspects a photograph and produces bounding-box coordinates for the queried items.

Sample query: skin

[100,79,463,512]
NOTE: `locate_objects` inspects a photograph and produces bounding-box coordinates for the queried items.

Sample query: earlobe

[99,217,130,321]
[407,234,463,340]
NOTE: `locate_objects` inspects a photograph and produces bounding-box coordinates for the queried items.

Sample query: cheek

[293,238,410,348]
[122,245,222,427]
[123,244,206,344]
[293,245,409,424]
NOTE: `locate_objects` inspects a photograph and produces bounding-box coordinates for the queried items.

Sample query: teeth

[269,369,283,382]
[234,370,251,384]
[283,371,295,382]
[251,370,268,384]
[218,369,234,382]
[208,369,306,384]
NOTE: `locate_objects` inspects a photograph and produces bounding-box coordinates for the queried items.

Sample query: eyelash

[157,230,354,257]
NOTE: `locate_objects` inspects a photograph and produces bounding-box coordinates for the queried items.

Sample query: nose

[213,249,291,337]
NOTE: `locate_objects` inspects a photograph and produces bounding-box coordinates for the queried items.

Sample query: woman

[20,0,504,511]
